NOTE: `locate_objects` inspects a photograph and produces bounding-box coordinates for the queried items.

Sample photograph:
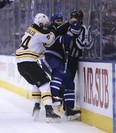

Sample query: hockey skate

[32,103,41,121]
[45,105,61,123]
[65,108,81,120]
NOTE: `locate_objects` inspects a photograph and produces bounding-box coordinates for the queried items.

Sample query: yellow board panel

[81,108,112,133]
[0,80,32,99]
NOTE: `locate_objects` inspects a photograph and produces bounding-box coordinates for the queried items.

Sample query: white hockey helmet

[34,13,50,27]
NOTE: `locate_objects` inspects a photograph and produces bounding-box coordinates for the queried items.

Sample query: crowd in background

[0,0,115,60]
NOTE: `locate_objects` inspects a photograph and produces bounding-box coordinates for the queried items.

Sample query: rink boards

[76,60,115,133]
[0,55,31,98]
[0,55,115,133]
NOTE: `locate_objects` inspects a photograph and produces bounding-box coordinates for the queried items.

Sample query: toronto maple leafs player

[40,12,82,120]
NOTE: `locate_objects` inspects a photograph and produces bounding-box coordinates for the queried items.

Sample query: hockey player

[67,10,93,80]
[40,12,82,120]
[16,13,60,122]
[67,10,87,80]
[49,13,79,37]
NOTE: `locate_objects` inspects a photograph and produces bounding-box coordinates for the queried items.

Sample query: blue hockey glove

[67,22,81,36]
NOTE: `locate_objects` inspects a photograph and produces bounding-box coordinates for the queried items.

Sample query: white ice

[0,88,107,133]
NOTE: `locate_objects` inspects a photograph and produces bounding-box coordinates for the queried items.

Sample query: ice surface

[0,88,107,133]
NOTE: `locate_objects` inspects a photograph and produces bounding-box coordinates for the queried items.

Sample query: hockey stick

[63,51,69,73]
[62,42,69,74]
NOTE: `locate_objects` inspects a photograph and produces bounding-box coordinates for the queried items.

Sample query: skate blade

[32,110,40,121]
[46,117,61,123]
[67,113,81,121]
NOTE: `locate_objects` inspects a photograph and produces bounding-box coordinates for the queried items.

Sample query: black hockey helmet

[71,10,81,19]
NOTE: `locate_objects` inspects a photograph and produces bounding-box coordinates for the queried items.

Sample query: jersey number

[20,36,31,50]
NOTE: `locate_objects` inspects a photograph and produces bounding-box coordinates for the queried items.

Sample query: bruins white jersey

[16,24,55,63]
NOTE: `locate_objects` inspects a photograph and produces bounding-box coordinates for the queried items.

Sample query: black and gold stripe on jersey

[25,24,50,37]
[16,50,44,61]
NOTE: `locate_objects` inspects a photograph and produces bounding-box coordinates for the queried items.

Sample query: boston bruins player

[16,13,60,122]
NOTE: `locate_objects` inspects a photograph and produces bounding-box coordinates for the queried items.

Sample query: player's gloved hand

[67,22,81,37]
[68,18,78,24]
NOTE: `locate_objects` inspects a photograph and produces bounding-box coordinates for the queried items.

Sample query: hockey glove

[67,22,81,37]
[68,18,78,24]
